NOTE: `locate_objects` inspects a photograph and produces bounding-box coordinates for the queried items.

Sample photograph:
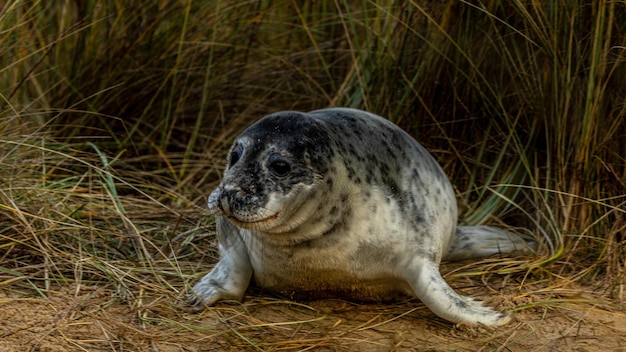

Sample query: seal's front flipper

[444,226,535,262]
[403,260,511,326]
[188,216,252,308]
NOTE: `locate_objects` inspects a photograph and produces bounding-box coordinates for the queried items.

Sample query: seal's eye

[268,155,291,177]
[229,145,243,167]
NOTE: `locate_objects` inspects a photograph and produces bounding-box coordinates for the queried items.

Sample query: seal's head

[208,111,332,233]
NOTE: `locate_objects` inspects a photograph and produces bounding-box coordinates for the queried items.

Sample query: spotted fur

[190,108,533,326]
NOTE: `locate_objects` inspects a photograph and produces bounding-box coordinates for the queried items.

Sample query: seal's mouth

[225,210,281,231]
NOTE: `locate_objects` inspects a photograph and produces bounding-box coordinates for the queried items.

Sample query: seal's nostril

[213,189,237,215]
[219,195,231,214]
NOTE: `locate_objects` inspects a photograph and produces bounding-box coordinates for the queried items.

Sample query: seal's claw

[187,283,226,309]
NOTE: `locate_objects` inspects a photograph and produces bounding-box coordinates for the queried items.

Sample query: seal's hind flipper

[443,226,535,262]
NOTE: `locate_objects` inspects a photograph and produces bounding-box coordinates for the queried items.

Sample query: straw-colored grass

[1,0,625,350]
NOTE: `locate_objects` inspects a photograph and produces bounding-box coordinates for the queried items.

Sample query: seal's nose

[212,188,247,215]
[218,190,233,214]
[207,187,227,214]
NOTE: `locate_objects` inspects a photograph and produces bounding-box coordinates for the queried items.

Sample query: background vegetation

[1,0,625,349]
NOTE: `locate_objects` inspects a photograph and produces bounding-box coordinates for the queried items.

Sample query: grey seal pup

[190,108,532,326]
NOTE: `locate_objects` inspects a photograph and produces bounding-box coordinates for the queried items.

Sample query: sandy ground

[2,278,625,352]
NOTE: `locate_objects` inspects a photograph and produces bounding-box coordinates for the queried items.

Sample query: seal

[189,108,532,326]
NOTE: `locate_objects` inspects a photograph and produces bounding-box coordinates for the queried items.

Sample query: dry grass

[1,0,626,350]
